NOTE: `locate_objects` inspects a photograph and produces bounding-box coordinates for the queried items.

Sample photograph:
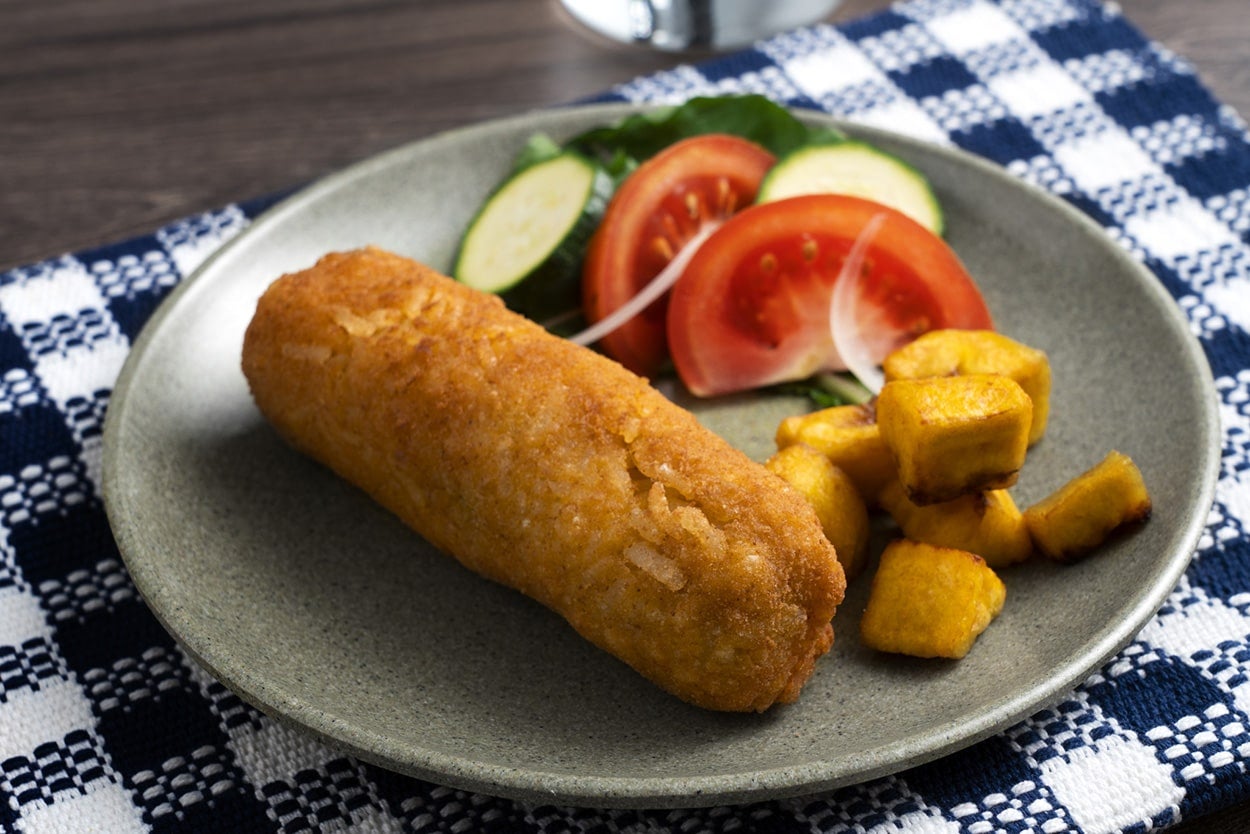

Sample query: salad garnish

[451,94,990,402]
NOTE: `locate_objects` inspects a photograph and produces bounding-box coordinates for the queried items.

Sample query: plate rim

[102,102,1223,808]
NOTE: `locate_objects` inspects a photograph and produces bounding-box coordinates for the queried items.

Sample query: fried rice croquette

[241,247,845,712]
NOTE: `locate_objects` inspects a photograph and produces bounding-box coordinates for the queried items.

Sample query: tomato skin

[582,134,776,378]
[667,194,993,397]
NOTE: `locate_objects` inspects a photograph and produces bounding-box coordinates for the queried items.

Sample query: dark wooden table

[5,1,1247,830]
[6,0,1250,274]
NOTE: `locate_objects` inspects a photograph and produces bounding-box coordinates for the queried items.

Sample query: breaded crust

[241,247,845,711]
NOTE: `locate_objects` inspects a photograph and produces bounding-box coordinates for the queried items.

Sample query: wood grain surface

[5,0,1249,273]
[5,1,1249,829]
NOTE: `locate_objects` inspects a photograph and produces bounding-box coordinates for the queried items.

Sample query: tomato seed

[652,236,676,262]
[802,240,818,261]
[759,253,777,273]
[685,192,701,220]
[717,177,737,215]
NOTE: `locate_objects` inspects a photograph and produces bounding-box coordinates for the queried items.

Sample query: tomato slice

[582,134,776,377]
[667,194,993,397]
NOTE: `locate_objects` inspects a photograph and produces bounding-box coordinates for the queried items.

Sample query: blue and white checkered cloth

[2,0,1248,830]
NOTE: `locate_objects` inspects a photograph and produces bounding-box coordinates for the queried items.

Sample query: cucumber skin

[453,153,614,325]
[759,140,944,236]
[499,163,613,324]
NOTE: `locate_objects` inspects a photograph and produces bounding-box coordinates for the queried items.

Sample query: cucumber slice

[454,151,613,322]
[758,140,944,235]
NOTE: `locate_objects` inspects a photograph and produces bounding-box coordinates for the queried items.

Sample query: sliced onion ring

[829,212,889,395]
[569,221,721,348]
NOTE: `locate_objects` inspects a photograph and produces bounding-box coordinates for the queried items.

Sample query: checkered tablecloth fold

[3,1,1248,831]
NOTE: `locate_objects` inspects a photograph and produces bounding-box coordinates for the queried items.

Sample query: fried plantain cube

[766,443,871,581]
[1024,450,1152,563]
[877,374,1032,505]
[878,480,1032,568]
[884,329,1051,446]
[774,403,893,505]
[859,539,1006,659]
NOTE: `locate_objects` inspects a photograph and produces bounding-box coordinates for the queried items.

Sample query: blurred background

[3,0,1248,272]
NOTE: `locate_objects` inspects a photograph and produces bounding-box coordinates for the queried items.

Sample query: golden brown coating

[241,247,845,712]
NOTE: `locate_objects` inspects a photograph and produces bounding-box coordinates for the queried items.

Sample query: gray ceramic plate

[103,104,1220,809]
